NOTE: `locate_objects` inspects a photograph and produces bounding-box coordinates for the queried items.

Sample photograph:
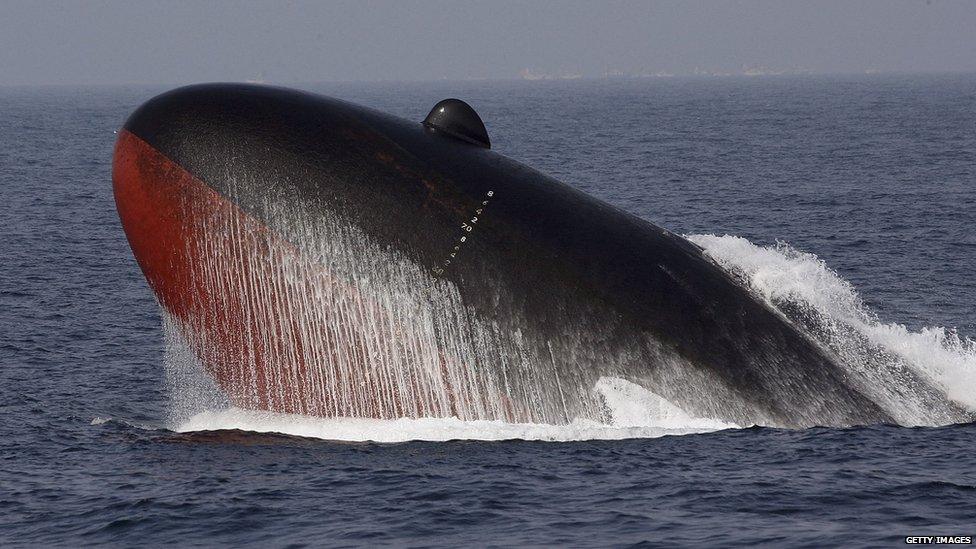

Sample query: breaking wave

[688,234,976,426]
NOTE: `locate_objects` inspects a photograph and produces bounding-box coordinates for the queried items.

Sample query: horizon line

[2,68,975,89]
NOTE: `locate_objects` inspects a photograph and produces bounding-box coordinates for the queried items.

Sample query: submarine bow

[114,83,909,428]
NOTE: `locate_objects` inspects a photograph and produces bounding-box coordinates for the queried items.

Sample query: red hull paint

[113,130,493,419]
[114,130,276,409]
[114,130,375,415]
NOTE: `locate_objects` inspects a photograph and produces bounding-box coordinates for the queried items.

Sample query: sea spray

[688,234,976,425]
[162,312,228,426]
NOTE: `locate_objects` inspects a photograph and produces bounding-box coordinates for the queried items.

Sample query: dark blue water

[2,75,975,546]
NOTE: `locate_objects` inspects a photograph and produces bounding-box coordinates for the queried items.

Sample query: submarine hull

[114,83,898,427]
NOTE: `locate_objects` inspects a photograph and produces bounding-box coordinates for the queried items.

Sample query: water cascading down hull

[113,83,901,428]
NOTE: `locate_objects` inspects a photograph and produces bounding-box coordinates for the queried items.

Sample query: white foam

[688,234,976,416]
[594,377,736,430]
[173,376,735,442]
[173,409,729,442]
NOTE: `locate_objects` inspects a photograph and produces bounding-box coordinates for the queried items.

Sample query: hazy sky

[1,0,974,85]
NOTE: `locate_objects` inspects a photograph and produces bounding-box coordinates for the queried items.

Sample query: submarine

[114,83,946,428]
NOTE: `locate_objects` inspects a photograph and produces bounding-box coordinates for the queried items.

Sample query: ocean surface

[2,74,975,546]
